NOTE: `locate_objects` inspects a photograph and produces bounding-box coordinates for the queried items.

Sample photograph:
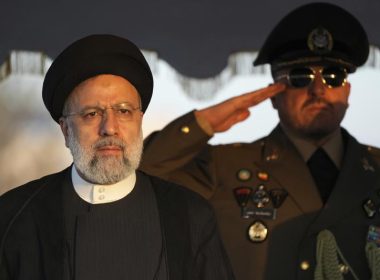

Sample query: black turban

[42,34,153,123]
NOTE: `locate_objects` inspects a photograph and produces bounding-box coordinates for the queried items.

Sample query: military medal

[234,178,283,222]
[257,171,269,181]
[265,152,279,162]
[268,189,288,208]
[240,185,277,220]
[237,169,252,181]
[363,199,377,218]
[252,185,270,208]
[233,187,253,208]
[247,220,268,242]
[367,225,380,247]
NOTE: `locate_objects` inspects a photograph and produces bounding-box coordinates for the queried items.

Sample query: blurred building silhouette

[1,48,380,194]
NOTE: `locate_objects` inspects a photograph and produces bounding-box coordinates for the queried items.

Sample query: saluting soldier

[141,2,380,280]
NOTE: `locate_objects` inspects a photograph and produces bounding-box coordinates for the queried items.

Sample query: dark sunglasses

[275,67,348,88]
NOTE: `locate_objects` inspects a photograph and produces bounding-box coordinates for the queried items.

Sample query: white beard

[67,127,143,185]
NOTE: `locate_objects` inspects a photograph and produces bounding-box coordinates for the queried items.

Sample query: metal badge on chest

[234,168,288,243]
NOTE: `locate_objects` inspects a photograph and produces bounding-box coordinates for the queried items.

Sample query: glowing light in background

[0,61,379,194]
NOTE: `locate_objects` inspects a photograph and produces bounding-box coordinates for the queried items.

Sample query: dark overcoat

[0,168,234,280]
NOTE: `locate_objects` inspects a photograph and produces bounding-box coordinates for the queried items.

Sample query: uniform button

[300,261,310,271]
[98,187,105,193]
[181,126,190,134]
[98,195,105,200]
[339,264,349,274]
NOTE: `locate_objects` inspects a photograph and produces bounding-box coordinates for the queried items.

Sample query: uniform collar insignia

[362,157,375,172]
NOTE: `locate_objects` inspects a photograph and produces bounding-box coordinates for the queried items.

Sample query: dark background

[1,0,379,78]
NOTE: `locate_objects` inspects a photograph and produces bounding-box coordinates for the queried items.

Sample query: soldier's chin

[302,124,336,140]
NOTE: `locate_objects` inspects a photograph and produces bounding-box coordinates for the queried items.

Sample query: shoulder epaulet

[219,135,267,148]
[231,143,246,148]
[366,145,380,159]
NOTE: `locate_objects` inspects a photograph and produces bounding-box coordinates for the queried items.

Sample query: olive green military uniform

[141,111,380,280]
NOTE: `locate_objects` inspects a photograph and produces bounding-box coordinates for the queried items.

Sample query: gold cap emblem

[307,27,333,54]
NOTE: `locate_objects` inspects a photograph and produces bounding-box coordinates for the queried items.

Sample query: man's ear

[344,81,351,109]
[59,117,70,148]
[346,81,351,97]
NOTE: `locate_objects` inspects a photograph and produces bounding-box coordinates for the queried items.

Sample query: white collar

[71,166,136,204]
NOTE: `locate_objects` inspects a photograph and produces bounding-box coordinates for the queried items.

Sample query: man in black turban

[141,3,380,279]
[0,34,235,280]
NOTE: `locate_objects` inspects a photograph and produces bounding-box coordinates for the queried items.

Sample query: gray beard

[67,128,143,185]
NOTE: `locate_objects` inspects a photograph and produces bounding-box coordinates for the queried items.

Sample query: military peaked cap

[254,2,369,73]
[42,34,153,123]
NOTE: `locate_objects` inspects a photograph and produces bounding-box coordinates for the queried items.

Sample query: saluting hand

[195,83,285,133]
